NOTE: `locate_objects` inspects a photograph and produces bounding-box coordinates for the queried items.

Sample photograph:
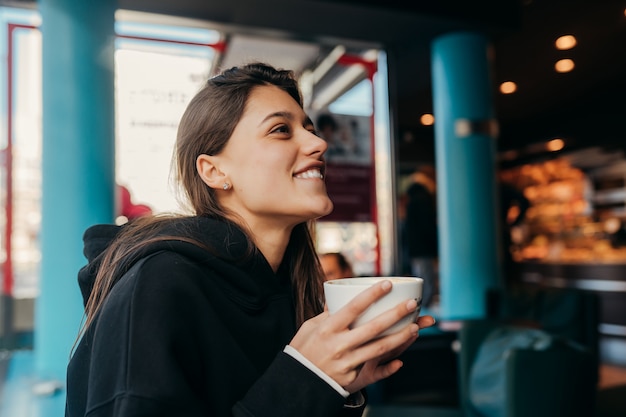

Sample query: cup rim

[324,276,424,285]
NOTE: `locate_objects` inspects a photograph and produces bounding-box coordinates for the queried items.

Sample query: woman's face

[320,254,352,281]
[216,85,333,229]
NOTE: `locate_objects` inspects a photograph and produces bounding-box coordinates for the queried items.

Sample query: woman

[319,252,354,281]
[66,62,435,417]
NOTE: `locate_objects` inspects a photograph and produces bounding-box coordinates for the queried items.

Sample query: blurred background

[1,1,625,416]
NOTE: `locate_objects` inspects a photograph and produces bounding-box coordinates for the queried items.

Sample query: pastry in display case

[502,158,626,264]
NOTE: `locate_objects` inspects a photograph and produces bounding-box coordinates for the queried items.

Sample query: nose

[303,129,328,157]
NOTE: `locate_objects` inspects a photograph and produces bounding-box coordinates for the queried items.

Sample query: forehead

[243,85,301,116]
[320,255,340,268]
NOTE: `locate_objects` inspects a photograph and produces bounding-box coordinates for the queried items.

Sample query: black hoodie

[66,216,364,417]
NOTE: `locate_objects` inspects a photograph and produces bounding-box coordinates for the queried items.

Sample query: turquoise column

[431,32,501,320]
[37,0,116,381]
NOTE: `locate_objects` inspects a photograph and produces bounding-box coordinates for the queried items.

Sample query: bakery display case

[501,157,626,264]
[500,154,626,345]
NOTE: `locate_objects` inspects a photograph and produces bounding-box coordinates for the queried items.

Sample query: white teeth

[295,168,323,179]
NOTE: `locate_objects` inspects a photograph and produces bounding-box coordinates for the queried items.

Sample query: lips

[294,167,324,179]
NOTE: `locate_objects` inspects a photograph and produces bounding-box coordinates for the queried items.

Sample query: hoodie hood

[77,216,275,308]
[78,224,123,306]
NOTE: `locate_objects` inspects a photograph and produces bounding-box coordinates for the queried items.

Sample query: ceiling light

[546,138,565,151]
[555,35,577,50]
[555,59,575,73]
[420,113,434,126]
[499,81,517,94]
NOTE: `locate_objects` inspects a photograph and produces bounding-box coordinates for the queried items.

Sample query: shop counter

[519,261,626,339]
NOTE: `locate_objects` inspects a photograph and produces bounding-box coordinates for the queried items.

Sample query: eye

[304,123,317,136]
[270,124,291,135]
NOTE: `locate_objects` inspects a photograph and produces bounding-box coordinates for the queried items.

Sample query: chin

[300,201,333,221]
[316,200,334,218]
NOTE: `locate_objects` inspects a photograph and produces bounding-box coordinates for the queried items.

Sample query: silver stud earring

[222,183,231,190]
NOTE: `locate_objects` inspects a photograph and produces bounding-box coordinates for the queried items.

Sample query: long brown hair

[81,63,325,338]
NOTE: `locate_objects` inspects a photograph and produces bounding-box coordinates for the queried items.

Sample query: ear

[196,154,228,189]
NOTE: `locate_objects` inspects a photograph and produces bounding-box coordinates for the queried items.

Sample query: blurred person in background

[316,113,343,161]
[65,62,435,417]
[315,113,360,162]
[319,252,354,281]
[401,164,438,308]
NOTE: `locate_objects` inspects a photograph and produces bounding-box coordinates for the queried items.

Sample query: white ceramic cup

[323,276,424,337]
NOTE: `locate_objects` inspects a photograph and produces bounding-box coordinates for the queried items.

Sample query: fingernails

[406,298,418,311]
[410,323,419,336]
[381,280,392,291]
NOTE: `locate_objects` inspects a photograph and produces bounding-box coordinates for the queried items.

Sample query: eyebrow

[259,111,314,127]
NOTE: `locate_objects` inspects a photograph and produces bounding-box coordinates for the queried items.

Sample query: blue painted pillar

[431,32,501,320]
[37,0,116,381]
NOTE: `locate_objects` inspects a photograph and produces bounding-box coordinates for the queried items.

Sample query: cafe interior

[0,0,625,416]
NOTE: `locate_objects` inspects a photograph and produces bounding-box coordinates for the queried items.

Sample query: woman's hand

[342,314,436,393]
[289,280,436,392]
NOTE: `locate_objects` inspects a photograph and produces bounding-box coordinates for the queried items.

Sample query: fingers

[339,326,417,390]
[416,315,436,329]
[372,358,404,381]
[292,295,432,392]
[379,331,418,363]
[347,296,420,344]
[329,280,393,330]
[347,321,419,369]
[344,358,404,393]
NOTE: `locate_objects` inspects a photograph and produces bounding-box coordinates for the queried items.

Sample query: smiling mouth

[294,168,324,179]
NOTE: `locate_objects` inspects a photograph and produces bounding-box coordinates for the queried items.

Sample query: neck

[223,211,296,272]
[251,228,292,272]
[230,217,292,272]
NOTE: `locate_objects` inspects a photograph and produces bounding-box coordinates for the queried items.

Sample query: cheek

[231,144,295,191]
[249,146,284,167]
[254,156,293,181]
[235,163,282,201]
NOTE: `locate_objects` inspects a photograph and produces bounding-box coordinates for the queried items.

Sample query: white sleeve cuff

[283,345,350,398]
